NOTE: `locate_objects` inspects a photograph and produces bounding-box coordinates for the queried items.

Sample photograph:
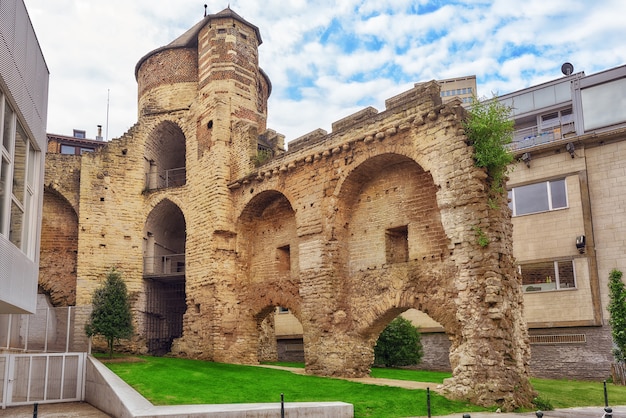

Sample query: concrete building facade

[0,0,49,314]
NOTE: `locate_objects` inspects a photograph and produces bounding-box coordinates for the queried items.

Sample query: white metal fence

[0,306,91,353]
[0,352,86,408]
[0,306,91,409]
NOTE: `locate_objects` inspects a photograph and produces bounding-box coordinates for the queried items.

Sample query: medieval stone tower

[43,7,535,410]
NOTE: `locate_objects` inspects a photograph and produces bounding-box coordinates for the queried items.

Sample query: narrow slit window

[277,245,290,272]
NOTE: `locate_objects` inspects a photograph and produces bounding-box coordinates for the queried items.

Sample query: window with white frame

[0,93,40,257]
[520,260,576,292]
[508,179,567,216]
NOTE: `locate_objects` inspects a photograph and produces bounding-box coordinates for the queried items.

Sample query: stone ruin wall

[40,10,535,410]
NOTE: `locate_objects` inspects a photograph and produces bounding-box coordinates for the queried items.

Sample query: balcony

[508,121,575,151]
[145,167,186,191]
[143,254,185,278]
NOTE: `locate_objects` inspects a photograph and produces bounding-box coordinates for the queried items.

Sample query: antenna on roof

[561,62,574,76]
[204,4,207,17]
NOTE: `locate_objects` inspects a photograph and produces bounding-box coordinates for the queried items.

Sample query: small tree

[85,268,134,358]
[608,269,626,363]
[463,96,515,197]
[374,317,423,367]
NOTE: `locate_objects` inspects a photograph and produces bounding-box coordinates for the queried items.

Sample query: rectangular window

[509,179,567,216]
[581,77,626,131]
[521,260,576,292]
[0,93,40,257]
[60,145,76,154]
[386,225,408,263]
[72,129,86,139]
[277,245,291,272]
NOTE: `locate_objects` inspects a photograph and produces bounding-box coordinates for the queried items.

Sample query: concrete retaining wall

[85,356,353,417]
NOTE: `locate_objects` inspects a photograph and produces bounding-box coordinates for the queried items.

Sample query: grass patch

[105,356,484,417]
[104,356,626,417]
[530,378,626,408]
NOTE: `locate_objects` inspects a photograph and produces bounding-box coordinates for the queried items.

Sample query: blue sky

[24,0,626,144]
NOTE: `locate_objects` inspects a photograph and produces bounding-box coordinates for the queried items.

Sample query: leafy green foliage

[472,225,490,247]
[374,317,423,367]
[608,269,626,362]
[85,268,134,358]
[463,96,515,196]
[252,149,273,167]
[532,396,554,411]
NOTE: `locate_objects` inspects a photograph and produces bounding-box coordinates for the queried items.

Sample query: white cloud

[22,0,626,143]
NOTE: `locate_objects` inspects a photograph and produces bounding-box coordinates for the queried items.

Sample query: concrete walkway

[0,401,110,417]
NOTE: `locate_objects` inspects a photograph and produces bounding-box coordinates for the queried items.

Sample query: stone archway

[39,187,79,306]
[142,198,187,355]
[204,190,301,363]
[144,121,186,190]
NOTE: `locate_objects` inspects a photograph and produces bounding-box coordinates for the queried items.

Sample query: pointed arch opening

[143,199,187,355]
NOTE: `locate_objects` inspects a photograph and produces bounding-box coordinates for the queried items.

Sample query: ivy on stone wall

[463,96,514,197]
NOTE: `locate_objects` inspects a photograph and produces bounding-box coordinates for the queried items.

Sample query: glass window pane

[9,199,23,248]
[514,182,549,215]
[581,78,626,131]
[2,100,12,152]
[550,179,567,209]
[60,145,75,154]
[27,143,36,185]
[0,156,8,234]
[12,123,27,205]
[558,261,575,289]
[522,262,556,291]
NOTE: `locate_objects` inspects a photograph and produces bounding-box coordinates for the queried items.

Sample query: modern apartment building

[438,75,477,105]
[0,0,49,313]
[503,64,626,379]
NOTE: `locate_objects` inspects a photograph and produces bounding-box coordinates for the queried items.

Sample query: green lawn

[104,357,483,417]
[103,356,626,417]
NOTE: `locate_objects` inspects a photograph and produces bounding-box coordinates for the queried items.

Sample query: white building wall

[0,0,49,313]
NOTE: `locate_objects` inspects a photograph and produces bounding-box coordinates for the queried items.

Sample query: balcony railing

[143,254,185,277]
[508,122,575,151]
[145,167,186,191]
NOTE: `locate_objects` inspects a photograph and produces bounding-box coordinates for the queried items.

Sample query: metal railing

[508,122,575,151]
[145,167,186,190]
[143,254,185,277]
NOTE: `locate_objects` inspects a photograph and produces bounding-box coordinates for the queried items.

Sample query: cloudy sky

[24,0,626,144]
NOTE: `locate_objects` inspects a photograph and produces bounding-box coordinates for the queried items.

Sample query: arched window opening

[144,121,186,190]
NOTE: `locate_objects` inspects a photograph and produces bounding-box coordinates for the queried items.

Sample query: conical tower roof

[135,7,262,79]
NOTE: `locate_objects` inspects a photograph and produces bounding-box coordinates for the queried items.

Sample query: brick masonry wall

[39,188,78,306]
[420,326,613,380]
[529,326,613,380]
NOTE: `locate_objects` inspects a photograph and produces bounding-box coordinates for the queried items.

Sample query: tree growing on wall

[608,269,626,363]
[463,96,515,198]
[85,268,134,358]
[374,317,423,367]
